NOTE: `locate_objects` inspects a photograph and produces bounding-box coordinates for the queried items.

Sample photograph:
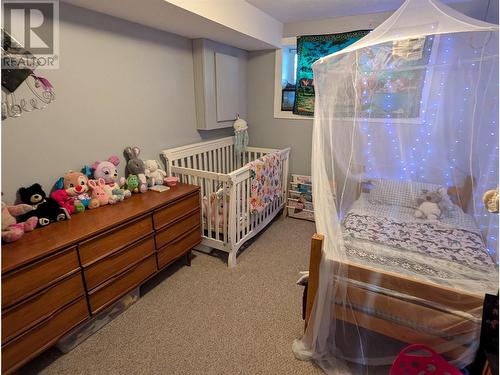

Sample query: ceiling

[246,0,478,23]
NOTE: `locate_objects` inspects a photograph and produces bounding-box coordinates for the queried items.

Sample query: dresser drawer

[153,192,199,230]
[84,235,155,290]
[157,227,201,269]
[88,255,156,314]
[79,215,153,267]
[2,272,85,344]
[2,297,88,374]
[2,247,80,308]
[155,210,200,249]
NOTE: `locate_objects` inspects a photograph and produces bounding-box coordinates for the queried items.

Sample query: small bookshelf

[287,174,315,221]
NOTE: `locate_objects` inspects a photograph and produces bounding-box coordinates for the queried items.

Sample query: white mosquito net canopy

[293,0,499,373]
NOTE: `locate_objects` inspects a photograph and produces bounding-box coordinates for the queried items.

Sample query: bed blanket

[342,195,498,294]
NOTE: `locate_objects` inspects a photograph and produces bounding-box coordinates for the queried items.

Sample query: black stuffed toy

[18,183,69,227]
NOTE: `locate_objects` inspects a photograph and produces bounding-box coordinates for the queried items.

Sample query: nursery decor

[125,175,141,194]
[162,137,290,267]
[164,176,179,187]
[144,160,167,186]
[88,178,111,207]
[56,170,94,212]
[483,188,499,213]
[233,115,249,154]
[1,201,37,242]
[50,189,77,215]
[124,146,147,193]
[18,183,69,227]
[92,155,131,202]
[414,188,446,220]
[294,30,369,116]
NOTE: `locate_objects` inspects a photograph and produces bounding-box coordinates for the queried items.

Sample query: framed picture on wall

[281,87,295,111]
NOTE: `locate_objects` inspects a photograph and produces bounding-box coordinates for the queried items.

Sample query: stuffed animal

[88,178,112,207]
[144,160,167,186]
[56,170,95,212]
[125,175,140,194]
[414,188,446,221]
[2,201,38,242]
[124,146,147,193]
[202,193,225,227]
[483,188,499,213]
[50,189,76,215]
[92,155,131,202]
[18,183,70,227]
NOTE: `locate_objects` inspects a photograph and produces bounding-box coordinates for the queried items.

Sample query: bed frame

[161,137,290,267]
[305,176,485,364]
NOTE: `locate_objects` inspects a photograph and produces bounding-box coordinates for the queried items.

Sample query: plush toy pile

[3,146,169,243]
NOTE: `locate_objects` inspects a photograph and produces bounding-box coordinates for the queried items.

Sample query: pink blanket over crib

[249,151,282,213]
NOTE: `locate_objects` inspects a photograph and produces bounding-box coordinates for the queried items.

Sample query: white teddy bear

[414,188,446,221]
[144,160,167,186]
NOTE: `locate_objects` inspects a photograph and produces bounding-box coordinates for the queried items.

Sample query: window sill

[273,110,313,120]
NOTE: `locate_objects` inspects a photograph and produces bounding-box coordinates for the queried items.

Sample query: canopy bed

[293,0,499,373]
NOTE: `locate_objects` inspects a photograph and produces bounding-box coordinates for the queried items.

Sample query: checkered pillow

[368,179,456,211]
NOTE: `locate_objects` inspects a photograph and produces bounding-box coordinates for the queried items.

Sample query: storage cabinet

[1,184,201,374]
[193,39,247,130]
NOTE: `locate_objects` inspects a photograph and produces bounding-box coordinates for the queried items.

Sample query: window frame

[274,37,312,120]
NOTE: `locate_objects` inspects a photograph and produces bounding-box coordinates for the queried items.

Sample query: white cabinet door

[193,39,247,130]
[215,52,241,123]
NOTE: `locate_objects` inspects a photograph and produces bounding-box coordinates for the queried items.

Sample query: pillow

[367,179,458,213]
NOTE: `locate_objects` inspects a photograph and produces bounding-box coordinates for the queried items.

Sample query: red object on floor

[390,344,462,375]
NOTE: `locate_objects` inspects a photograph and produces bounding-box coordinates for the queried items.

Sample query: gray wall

[2,3,232,202]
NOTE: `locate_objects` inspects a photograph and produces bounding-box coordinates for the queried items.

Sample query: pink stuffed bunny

[88,178,112,208]
[2,201,38,243]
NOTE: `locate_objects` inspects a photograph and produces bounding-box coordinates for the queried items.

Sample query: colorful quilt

[249,152,282,213]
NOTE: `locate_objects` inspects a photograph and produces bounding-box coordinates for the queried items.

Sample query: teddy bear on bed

[414,188,447,221]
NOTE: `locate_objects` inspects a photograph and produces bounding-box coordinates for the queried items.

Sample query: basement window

[273,38,311,120]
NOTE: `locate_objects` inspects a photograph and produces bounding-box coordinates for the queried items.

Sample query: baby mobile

[1,29,55,119]
[233,114,249,154]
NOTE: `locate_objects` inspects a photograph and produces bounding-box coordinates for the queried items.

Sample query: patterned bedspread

[342,195,498,294]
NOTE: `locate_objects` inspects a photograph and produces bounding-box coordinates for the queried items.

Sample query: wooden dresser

[1,184,201,374]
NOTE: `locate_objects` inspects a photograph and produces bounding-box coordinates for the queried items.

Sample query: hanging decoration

[233,115,248,154]
[1,28,56,119]
[294,30,370,116]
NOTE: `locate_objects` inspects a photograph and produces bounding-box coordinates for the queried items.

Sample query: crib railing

[228,147,290,253]
[161,137,290,267]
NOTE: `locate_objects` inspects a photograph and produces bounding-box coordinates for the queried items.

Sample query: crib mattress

[342,194,498,295]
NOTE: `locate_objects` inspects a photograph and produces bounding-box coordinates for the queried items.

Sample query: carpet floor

[21,217,324,375]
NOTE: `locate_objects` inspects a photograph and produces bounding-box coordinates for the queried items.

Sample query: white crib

[161,137,290,267]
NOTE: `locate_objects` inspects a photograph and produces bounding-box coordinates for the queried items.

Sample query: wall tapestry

[294,30,370,116]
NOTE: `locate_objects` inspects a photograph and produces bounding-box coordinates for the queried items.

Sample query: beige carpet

[22,217,324,375]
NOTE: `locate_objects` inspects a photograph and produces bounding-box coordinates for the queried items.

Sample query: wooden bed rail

[304,233,484,363]
[305,234,323,329]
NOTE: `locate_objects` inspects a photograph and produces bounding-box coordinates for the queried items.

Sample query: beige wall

[2,3,232,202]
